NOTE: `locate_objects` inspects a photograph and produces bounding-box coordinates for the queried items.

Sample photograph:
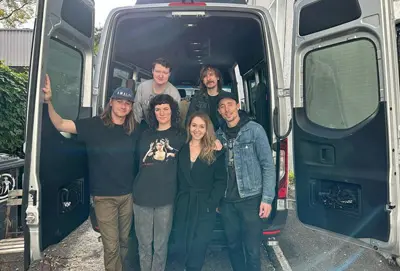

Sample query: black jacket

[185,89,228,130]
[173,144,227,257]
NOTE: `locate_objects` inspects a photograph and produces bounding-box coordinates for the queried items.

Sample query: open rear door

[291,0,400,255]
[23,0,94,268]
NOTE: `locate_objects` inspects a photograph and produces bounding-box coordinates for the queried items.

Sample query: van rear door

[291,0,400,255]
[23,0,94,268]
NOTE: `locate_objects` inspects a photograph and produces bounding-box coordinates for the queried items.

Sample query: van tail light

[169,2,206,6]
[277,138,289,199]
[263,230,281,235]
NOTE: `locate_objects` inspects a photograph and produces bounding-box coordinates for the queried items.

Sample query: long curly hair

[186,112,216,165]
[147,94,180,130]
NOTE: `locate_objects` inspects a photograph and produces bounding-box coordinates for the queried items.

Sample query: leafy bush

[0,62,28,157]
[289,170,295,185]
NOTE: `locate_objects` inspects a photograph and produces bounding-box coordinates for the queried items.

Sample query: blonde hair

[186,112,216,165]
[100,100,135,135]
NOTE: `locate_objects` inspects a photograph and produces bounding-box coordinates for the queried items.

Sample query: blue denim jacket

[216,118,276,204]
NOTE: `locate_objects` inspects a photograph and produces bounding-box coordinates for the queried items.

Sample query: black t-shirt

[74,117,138,197]
[133,127,186,207]
[225,125,242,202]
[208,94,220,131]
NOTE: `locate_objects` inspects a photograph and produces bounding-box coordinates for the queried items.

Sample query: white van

[21,0,400,268]
[22,0,291,267]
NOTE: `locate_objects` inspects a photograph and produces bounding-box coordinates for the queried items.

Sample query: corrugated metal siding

[0,29,33,67]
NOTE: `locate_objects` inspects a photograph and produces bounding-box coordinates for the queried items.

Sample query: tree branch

[0,2,29,21]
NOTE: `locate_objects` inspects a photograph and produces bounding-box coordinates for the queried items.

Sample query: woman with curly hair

[174,112,227,271]
[133,94,186,271]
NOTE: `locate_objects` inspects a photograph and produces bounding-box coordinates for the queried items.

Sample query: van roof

[135,0,247,5]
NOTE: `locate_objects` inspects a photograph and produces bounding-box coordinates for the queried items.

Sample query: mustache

[206,81,215,84]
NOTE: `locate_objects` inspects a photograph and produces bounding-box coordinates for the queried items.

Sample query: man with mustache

[186,65,228,131]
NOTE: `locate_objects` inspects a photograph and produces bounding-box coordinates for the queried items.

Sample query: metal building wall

[0,29,33,67]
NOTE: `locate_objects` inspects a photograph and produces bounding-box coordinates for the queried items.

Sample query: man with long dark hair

[186,65,228,131]
[42,75,138,271]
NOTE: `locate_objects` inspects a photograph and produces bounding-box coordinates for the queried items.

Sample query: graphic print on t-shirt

[142,138,179,163]
[227,138,235,167]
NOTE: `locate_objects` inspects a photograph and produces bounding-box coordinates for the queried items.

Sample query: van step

[0,237,24,255]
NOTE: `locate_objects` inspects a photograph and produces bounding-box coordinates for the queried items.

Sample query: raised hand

[42,74,52,103]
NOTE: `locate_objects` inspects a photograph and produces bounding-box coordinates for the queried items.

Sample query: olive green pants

[94,194,133,271]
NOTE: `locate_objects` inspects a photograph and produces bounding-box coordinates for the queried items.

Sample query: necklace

[189,142,201,162]
[189,142,201,147]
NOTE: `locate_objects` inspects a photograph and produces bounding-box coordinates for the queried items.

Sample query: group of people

[41,57,276,271]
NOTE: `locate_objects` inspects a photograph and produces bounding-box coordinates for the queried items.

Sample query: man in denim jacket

[216,92,276,271]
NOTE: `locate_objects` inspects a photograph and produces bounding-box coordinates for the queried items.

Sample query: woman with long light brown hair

[173,111,227,271]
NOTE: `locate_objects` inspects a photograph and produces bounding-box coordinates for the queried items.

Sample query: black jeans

[220,196,262,271]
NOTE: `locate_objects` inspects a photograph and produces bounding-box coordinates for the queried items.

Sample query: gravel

[1,220,276,271]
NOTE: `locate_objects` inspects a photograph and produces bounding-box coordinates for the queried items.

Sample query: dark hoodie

[221,111,251,202]
[185,89,229,131]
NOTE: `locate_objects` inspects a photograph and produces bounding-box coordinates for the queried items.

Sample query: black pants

[183,213,216,271]
[220,197,262,271]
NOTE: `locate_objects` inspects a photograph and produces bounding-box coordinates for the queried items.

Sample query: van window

[304,39,379,129]
[47,38,83,120]
[113,67,130,88]
[234,64,246,109]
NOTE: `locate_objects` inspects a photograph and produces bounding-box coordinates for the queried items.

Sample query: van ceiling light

[191,42,201,45]
[196,56,202,58]
[186,23,197,27]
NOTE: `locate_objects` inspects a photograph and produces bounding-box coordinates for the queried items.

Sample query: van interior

[108,12,272,138]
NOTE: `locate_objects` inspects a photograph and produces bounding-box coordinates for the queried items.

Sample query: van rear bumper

[262,209,288,236]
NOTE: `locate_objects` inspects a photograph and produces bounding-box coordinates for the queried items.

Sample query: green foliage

[0,62,28,157]
[94,26,102,55]
[0,0,36,28]
[289,170,295,185]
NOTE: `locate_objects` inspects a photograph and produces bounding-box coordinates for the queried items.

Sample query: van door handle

[319,146,334,164]
[320,148,327,162]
